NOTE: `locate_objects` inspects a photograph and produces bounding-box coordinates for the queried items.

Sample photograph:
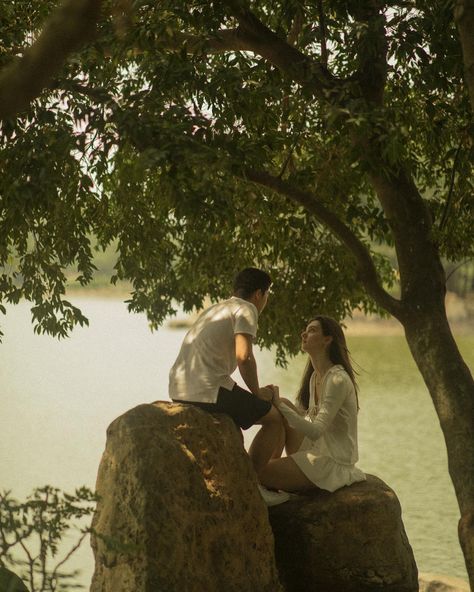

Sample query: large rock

[0,567,29,592]
[418,573,470,592]
[269,474,418,592]
[90,402,283,592]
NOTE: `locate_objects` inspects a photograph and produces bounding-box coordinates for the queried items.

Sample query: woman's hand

[271,385,280,405]
[278,397,304,414]
[258,384,280,404]
[258,385,275,402]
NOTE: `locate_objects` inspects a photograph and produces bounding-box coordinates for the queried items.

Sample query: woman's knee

[260,404,284,425]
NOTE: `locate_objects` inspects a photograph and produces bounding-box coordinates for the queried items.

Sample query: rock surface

[0,567,29,592]
[418,573,470,592]
[90,401,283,592]
[269,474,418,592]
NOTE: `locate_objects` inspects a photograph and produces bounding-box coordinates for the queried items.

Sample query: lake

[0,298,472,587]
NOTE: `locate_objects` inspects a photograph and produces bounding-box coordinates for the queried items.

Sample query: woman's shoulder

[328,364,347,377]
[326,365,353,389]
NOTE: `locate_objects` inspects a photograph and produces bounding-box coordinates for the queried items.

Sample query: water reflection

[0,299,471,585]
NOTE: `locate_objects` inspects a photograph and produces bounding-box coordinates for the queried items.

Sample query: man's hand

[271,385,280,404]
[258,384,279,403]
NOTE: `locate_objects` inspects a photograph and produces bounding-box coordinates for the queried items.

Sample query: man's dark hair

[233,268,272,299]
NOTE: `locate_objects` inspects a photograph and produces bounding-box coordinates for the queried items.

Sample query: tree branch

[149,4,352,104]
[367,168,447,303]
[455,0,474,115]
[279,10,305,176]
[0,0,103,121]
[446,258,473,283]
[287,7,304,47]
[152,28,250,54]
[54,79,117,105]
[317,0,329,67]
[225,2,341,99]
[152,1,344,101]
[351,2,388,105]
[51,530,88,583]
[241,168,403,318]
[278,114,306,178]
[107,95,401,317]
[439,142,463,231]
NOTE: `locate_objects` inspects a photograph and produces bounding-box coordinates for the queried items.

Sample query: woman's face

[301,320,331,354]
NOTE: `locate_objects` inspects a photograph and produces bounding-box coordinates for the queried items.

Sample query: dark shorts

[173,384,272,430]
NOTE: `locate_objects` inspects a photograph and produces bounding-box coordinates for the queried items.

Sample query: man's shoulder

[199,298,234,315]
[195,298,257,336]
[231,297,258,314]
[196,297,254,325]
[212,297,257,314]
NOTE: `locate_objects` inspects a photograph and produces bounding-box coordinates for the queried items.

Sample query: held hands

[277,403,300,427]
[277,404,320,441]
[258,384,280,404]
[270,385,280,404]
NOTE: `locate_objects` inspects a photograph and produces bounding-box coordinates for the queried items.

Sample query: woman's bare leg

[249,397,306,474]
[278,398,305,455]
[267,398,300,460]
[271,423,286,459]
[259,456,314,492]
[248,405,284,474]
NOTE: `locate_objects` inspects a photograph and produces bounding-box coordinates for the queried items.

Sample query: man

[169,268,288,504]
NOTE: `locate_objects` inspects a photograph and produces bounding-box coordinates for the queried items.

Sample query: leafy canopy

[0,1,472,359]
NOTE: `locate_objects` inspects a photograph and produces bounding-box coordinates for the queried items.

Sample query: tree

[0,0,473,585]
[0,486,96,591]
[455,0,474,113]
[0,0,103,121]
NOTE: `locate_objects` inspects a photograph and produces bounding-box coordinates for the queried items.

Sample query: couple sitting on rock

[169,267,365,505]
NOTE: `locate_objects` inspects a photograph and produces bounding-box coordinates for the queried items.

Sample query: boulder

[90,402,283,592]
[269,474,418,592]
[0,567,29,592]
[418,573,470,592]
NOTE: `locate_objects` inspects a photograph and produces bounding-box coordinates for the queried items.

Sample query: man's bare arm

[235,333,275,401]
[235,333,259,395]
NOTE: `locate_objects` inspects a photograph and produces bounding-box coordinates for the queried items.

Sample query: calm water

[0,299,472,586]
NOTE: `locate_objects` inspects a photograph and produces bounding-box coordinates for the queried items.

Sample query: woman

[252,316,366,494]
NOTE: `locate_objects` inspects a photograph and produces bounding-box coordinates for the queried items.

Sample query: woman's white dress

[282,365,366,492]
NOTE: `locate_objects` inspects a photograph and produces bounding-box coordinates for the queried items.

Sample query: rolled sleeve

[233,303,258,339]
[278,371,350,442]
[311,372,350,439]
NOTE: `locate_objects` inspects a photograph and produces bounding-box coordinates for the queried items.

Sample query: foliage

[0,1,472,359]
[0,486,97,592]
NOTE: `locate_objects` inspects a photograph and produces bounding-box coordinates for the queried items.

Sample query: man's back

[169,297,258,403]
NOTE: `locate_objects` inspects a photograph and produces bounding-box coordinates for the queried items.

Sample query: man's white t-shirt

[169,297,259,403]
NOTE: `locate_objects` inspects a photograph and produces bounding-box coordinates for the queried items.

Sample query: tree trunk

[401,296,474,589]
[366,165,474,587]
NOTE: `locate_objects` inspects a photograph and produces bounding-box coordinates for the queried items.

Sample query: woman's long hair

[296,316,358,411]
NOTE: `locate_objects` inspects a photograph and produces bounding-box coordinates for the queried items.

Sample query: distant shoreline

[343,314,474,336]
[58,286,474,337]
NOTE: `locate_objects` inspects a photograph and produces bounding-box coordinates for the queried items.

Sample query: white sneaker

[257,484,290,506]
